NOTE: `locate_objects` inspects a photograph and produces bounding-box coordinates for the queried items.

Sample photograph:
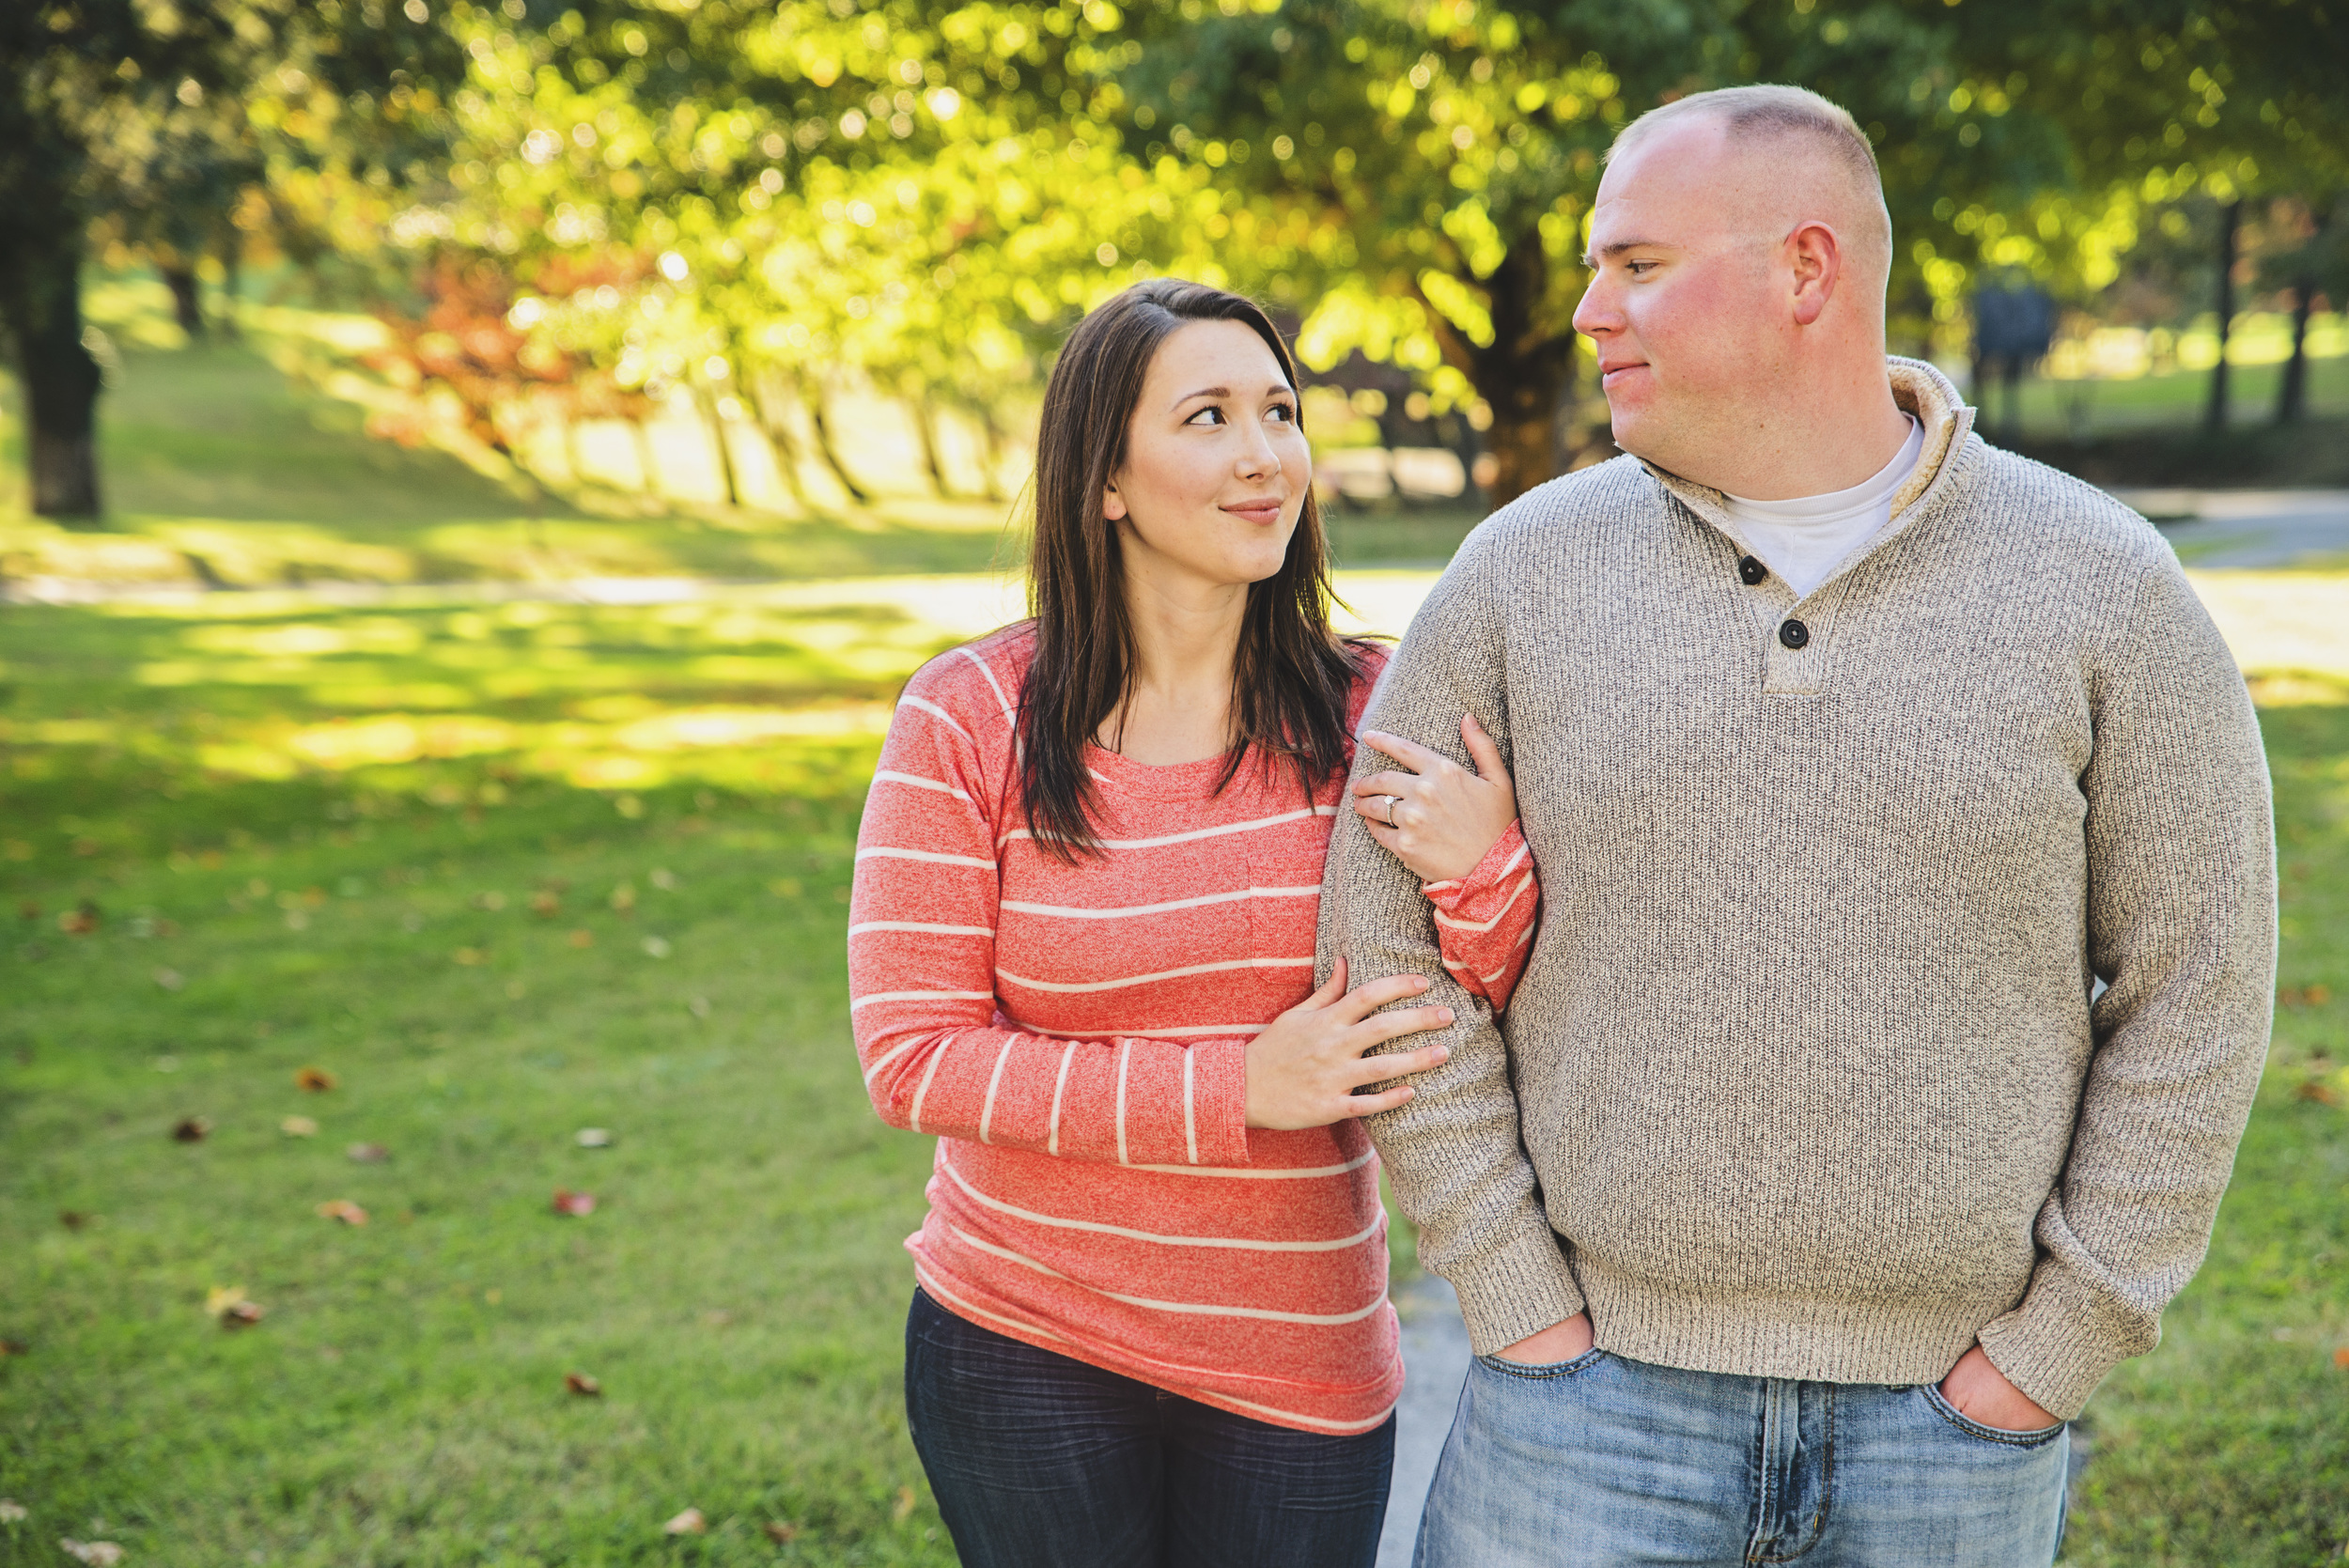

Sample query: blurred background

[1,3,2343,1566]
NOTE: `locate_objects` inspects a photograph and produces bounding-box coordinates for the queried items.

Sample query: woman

[848,279,1542,1568]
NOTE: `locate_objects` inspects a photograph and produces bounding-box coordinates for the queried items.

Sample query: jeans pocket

[1473,1346,1608,1381]
[1920,1382,2066,1449]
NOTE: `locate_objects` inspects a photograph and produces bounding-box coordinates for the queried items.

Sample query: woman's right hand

[1244,958,1454,1129]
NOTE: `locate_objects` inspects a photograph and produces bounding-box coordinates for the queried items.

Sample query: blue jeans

[904,1288,1395,1568]
[1417,1346,2068,1567]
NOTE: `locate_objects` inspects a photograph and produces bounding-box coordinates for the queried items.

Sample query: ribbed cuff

[1973,1269,2133,1421]
[1186,1038,1253,1169]
[1441,1219,1585,1357]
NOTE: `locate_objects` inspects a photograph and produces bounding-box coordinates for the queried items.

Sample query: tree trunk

[750,377,812,507]
[1414,237,1576,507]
[631,417,661,497]
[1,244,105,524]
[800,375,873,504]
[2275,275,2315,427]
[696,388,743,507]
[216,235,243,342]
[2202,199,2241,436]
[909,394,953,498]
[161,264,205,340]
[972,402,1009,504]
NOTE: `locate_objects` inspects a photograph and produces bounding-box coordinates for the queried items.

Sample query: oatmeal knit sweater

[1317,359,2276,1421]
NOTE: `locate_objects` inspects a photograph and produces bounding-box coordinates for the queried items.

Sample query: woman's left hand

[1353,714,1517,883]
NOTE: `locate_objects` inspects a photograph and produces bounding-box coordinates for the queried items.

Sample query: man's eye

[1626,261,1658,276]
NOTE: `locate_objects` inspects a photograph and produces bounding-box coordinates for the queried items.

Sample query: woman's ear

[1101,480,1127,522]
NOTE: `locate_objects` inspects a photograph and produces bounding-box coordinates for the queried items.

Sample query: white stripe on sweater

[999,804,1334,851]
[1047,1042,1075,1157]
[948,1226,1390,1324]
[1001,886,1319,920]
[976,1038,1015,1143]
[998,956,1312,995]
[848,922,994,938]
[850,989,994,1011]
[855,846,994,869]
[871,769,970,800]
[940,1157,1383,1251]
[895,693,972,740]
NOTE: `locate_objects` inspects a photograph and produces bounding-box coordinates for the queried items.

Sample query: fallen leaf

[347,1142,390,1164]
[0,1498,24,1522]
[2311,984,2335,1005]
[649,868,677,891]
[59,1211,92,1231]
[295,1066,337,1093]
[641,935,671,959]
[172,1116,210,1142]
[575,1127,614,1148]
[281,1116,319,1138]
[60,1539,124,1566]
[761,1521,799,1544]
[662,1508,706,1536]
[2297,1081,2341,1106]
[564,1371,601,1397]
[152,968,185,992]
[316,1200,368,1226]
[567,929,595,948]
[610,882,637,913]
[453,947,486,967]
[205,1285,263,1329]
[530,890,562,918]
[58,902,100,936]
[0,1340,25,1357]
[893,1484,917,1522]
[2335,1346,2349,1369]
[552,1188,596,1217]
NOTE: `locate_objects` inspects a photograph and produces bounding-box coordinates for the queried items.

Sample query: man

[1321,85,2275,1566]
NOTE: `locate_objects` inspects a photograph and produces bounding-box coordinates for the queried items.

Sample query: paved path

[1378,1276,1472,1568]
[2112,488,2349,569]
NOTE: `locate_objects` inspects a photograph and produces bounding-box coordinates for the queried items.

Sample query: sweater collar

[1635,356,1977,569]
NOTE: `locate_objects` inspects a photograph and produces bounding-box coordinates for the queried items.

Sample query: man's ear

[1102,479,1127,521]
[1789,221,1842,327]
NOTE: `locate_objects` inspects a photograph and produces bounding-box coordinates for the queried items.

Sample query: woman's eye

[1186,407,1225,426]
[1267,403,1296,423]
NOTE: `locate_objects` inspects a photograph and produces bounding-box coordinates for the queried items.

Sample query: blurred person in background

[848,278,1546,1568]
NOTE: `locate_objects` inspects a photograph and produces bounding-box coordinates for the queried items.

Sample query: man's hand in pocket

[1938,1345,2058,1431]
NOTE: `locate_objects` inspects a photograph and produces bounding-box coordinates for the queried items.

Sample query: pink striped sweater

[848,627,1541,1433]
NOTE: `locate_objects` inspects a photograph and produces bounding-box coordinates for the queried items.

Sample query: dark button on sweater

[1738,556,1767,586]
[1779,619,1811,650]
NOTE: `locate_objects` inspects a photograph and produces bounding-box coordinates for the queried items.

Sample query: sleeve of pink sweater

[1424,821,1539,1011]
[849,656,1253,1169]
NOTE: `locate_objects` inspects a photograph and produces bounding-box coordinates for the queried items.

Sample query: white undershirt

[1720,417,1923,598]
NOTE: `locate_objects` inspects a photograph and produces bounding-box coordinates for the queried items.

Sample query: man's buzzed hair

[1610,84,1891,286]
[1608,84,1879,186]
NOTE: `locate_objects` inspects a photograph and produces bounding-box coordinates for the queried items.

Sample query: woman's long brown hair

[1019,278,1369,861]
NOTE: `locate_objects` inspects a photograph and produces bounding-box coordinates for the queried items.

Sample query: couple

[847,85,2276,1568]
